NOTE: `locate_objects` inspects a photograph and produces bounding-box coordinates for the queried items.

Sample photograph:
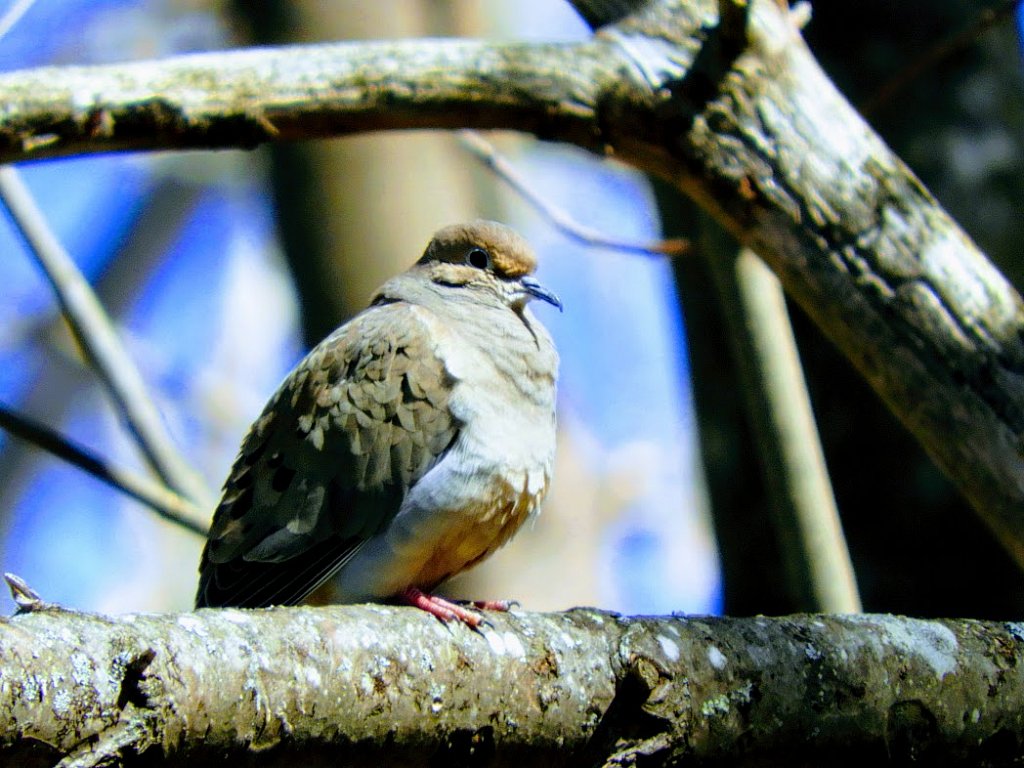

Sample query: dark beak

[519,276,563,312]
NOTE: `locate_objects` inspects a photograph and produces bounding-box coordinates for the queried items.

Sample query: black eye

[466,247,490,270]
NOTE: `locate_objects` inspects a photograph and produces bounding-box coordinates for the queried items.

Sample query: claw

[470,598,518,612]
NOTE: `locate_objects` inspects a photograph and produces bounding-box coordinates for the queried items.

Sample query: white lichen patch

[700,693,732,718]
[70,653,93,686]
[707,645,727,670]
[71,88,100,112]
[485,630,506,656]
[700,682,753,719]
[658,634,680,663]
[51,686,72,718]
[176,614,208,636]
[558,630,580,650]
[846,615,958,680]
[891,620,958,679]
[22,675,42,702]
[502,631,526,660]
[1006,622,1024,642]
[304,666,322,689]
[220,610,254,625]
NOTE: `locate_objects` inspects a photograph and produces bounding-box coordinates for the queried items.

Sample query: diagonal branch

[0,168,213,508]
[707,242,860,612]
[459,130,691,256]
[0,402,208,536]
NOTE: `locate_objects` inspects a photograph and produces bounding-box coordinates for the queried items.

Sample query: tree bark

[0,603,1021,766]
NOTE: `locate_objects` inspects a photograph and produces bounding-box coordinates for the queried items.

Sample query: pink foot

[401,588,514,628]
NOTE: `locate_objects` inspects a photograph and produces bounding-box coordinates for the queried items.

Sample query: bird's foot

[401,588,518,628]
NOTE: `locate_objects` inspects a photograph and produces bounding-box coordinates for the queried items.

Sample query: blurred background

[0,0,1021,619]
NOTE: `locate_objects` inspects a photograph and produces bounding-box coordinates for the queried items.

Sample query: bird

[195,220,560,626]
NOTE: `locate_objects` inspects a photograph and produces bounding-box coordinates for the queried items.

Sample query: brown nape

[422,220,537,278]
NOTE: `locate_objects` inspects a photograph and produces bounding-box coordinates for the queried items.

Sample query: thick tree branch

[0,1,1020,567]
[0,604,1021,766]
[0,38,613,161]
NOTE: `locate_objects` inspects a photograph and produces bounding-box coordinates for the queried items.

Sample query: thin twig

[0,402,208,537]
[0,0,39,41]
[458,130,691,257]
[0,167,214,508]
[861,0,1024,116]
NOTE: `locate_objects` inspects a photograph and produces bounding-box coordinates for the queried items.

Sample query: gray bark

[1,604,1022,766]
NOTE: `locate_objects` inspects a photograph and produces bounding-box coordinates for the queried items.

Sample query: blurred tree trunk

[228,1,606,612]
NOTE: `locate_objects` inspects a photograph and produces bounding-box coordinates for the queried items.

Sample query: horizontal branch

[0,37,615,162]
[0,604,1022,766]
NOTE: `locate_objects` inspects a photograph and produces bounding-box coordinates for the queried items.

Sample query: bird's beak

[519,276,563,312]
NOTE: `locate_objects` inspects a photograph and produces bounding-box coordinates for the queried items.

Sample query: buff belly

[331,469,546,603]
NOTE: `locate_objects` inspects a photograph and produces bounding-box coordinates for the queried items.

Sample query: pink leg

[401,587,516,628]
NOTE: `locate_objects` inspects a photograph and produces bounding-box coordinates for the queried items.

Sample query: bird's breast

[405,470,548,588]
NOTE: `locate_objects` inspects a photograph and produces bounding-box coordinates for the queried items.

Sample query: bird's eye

[466,247,491,270]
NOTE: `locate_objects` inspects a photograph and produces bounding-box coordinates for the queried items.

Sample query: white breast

[330,303,558,603]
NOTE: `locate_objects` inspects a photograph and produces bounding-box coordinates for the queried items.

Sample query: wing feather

[195,303,460,608]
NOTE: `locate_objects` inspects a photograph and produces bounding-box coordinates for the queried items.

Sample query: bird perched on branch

[195,220,560,626]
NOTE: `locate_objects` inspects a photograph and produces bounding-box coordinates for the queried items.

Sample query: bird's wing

[195,302,460,608]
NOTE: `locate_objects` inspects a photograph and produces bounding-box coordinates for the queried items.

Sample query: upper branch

[0,38,616,161]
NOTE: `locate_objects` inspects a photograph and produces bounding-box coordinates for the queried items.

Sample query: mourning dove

[195,221,560,626]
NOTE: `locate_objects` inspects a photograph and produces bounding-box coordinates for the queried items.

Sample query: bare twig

[3,572,56,613]
[0,168,213,508]
[459,131,691,257]
[0,0,38,41]
[0,401,208,536]
[861,0,1024,116]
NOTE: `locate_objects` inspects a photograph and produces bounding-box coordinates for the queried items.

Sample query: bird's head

[415,220,562,313]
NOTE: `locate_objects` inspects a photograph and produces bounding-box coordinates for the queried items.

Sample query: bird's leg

[401,586,490,627]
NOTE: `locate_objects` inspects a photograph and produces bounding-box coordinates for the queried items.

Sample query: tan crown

[422,220,537,278]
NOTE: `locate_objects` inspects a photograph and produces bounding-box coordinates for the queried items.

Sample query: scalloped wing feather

[195,303,460,608]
